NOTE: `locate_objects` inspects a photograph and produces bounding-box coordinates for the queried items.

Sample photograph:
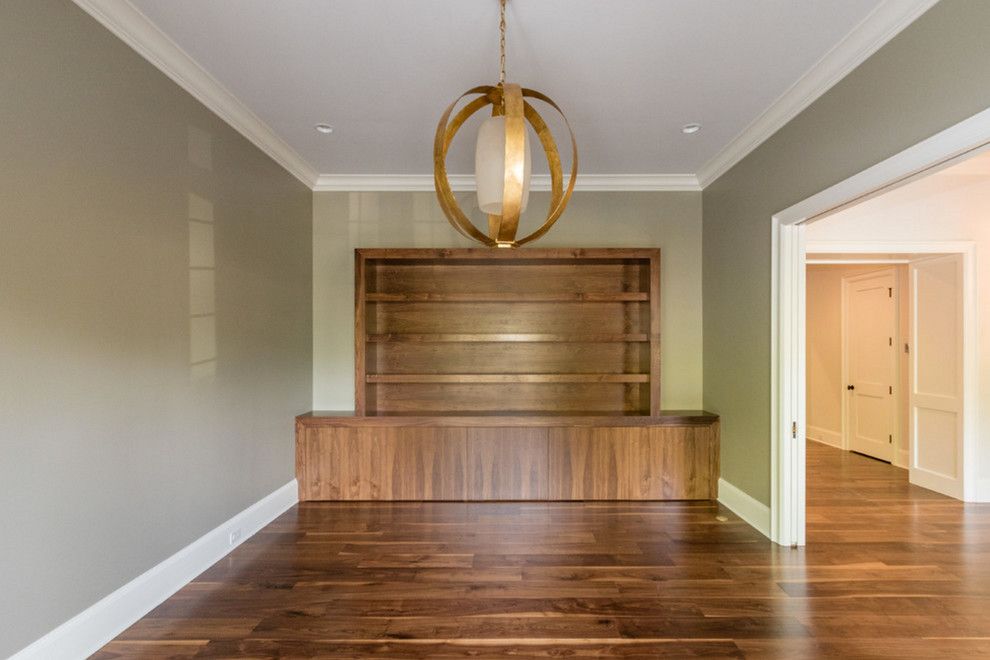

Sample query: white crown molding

[313,173,700,192]
[562,174,701,192]
[10,480,298,660]
[74,0,932,193]
[72,0,319,187]
[71,0,697,194]
[695,0,939,188]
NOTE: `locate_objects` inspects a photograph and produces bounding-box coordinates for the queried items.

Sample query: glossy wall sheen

[703,0,990,505]
[313,191,703,411]
[0,1,312,656]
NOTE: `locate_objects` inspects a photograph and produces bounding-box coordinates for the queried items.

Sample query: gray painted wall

[703,0,990,505]
[313,190,703,411]
[0,1,312,655]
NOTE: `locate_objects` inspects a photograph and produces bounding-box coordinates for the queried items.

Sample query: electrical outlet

[228,528,242,546]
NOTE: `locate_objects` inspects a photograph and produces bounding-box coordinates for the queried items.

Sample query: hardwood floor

[96,442,990,658]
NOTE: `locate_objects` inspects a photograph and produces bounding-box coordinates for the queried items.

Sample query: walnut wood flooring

[95,442,990,658]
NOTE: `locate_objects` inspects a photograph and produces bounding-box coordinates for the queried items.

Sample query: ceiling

[80,0,936,189]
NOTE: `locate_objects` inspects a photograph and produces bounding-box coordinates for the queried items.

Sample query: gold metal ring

[433,84,577,247]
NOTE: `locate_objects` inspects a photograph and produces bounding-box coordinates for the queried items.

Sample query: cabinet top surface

[297,410,718,427]
[356,247,660,260]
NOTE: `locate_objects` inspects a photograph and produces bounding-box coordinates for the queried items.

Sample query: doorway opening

[806,264,906,465]
[771,106,990,547]
[805,248,969,502]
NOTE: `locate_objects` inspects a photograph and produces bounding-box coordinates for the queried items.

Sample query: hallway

[95,443,990,658]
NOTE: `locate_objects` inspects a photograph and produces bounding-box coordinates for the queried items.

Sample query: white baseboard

[807,425,842,449]
[11,480,298,660]
[894,448,910,470]
[717,478,771,540]
[972,478,990,503]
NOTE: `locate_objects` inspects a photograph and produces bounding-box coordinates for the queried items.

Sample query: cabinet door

[387,427,468,500]
[548,426,717,500]
[466,427,549,500]
[548,427,653,499]
[298,426,468,500]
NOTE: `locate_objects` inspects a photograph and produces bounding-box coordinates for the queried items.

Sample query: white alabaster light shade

[475,116,532,215]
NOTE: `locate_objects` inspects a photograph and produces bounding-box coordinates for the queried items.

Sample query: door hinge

[889,337,893,346]
[888,287,893,297]
[889,434,893,444]
[792,421,797,439]
[889,385,893,395]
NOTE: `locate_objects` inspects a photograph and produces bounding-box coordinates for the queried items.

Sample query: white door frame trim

[770,105,990,547]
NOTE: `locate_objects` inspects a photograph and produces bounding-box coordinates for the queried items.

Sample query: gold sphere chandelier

[433,0,578,248]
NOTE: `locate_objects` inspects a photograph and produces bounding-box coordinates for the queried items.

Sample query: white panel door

[909,254,964,499]
[844,271,896,462]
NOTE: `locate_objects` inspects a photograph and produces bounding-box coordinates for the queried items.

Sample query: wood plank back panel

[369,341,650,375]
[355,248,661,416]
[368,301,650,335]
[367,382,650,414]
[369,260,649,295]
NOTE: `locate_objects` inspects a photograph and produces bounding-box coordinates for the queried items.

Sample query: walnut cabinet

[296,414,720,501]
[297,248,719,502]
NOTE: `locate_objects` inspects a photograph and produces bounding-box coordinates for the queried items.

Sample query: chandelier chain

[499,0,506,85]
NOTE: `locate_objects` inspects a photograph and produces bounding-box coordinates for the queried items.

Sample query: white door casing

[843,270,896,463]
[771,107,990,546]
[909,254,965,499]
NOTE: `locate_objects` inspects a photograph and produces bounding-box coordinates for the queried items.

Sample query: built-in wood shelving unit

[297,247,719,503]
[355,248,661,416]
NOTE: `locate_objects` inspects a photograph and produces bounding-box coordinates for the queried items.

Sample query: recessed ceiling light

[315,123,334,134]
[681,123,701,135]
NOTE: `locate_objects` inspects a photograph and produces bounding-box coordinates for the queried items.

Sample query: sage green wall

[0,1,312,656]
[703,0,990,505]
[313,190,703,411]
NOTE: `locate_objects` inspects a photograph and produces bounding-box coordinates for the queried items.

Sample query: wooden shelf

[367,333,650,343]
[367,373,650,384]
[356,248,661,416]
[366,292,648,302]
